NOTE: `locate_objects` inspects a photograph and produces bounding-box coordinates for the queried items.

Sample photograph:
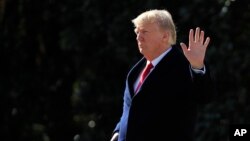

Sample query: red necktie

[135,62,154,93]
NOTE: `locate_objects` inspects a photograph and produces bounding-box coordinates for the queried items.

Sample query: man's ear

[162,31,169,42]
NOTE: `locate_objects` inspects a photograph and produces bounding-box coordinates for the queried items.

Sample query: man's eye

[134,30,148,35]
[142,31,148,34]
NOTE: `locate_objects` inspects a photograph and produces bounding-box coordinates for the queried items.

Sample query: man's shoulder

[168,45,189,63]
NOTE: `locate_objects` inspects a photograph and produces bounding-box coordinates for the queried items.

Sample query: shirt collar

[148,46,172,67]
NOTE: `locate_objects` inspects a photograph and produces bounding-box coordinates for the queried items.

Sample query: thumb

[180,42,188,53]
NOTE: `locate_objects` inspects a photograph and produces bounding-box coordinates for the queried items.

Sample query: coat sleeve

[112,80,132,136]
[191,63,217,105]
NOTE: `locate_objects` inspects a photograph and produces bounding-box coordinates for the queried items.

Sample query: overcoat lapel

[126,47,181,97]
[134,47,178,94]
[127,58,146,97]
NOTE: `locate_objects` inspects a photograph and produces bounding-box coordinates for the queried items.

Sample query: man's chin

[138,48,144,55]
[138,47,142,52]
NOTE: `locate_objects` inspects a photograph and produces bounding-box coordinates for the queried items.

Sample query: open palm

[180,27,210,69]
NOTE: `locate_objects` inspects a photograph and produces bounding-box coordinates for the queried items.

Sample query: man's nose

[136,33,143,41]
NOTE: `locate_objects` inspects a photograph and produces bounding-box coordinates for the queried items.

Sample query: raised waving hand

[180,27,210,69]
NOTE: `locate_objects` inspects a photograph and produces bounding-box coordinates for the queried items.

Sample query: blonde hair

[132,9,177,45]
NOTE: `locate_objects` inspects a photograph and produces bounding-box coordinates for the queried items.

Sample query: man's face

[134,22,166,57]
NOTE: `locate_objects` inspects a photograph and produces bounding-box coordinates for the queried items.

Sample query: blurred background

[0,0,249,141]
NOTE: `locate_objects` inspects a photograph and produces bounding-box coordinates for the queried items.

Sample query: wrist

[191,64,204,70]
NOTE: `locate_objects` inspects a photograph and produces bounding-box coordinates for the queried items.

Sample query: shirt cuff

[191,65,206,75]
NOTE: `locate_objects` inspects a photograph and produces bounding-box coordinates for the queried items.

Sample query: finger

[180,42,189,53]
[204,37,210,48]
[189,29,194,46]
[195,27,200,42]
[111,133,119,141]
[200,30,204,44]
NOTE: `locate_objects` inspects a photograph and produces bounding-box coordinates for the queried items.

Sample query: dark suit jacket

[114,46,215,141]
